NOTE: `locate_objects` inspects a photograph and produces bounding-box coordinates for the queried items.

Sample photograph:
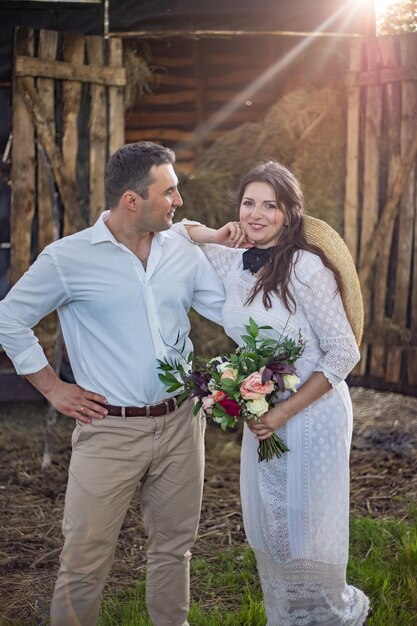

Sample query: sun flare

[374,0,401,19]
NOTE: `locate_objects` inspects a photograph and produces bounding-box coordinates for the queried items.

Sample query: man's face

[136,163,183,233]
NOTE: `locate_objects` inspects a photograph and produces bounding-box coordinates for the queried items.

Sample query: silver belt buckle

[145,404,151,417]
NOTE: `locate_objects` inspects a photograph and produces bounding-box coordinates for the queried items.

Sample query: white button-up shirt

[0,212,225,405]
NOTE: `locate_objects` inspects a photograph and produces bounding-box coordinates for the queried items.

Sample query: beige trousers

[50,400,205,626]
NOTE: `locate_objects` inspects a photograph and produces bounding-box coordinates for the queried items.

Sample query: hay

[180,85,346,232]
[123,43,154,110]
[1,389,417,623]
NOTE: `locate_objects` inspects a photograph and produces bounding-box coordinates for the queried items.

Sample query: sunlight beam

[176,1,369,153]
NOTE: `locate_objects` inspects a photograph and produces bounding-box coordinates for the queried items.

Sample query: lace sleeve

[171,220,240,285]
[293,254,360,387]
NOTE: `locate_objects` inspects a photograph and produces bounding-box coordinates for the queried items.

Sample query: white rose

[207,378,217,392]
[217,361,233,374]
[246,397,269,417]
[282,374,299,393]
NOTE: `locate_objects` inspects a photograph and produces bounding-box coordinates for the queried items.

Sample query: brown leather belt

[103,397,178,418]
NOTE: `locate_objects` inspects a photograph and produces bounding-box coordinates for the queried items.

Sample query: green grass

[98,515,417,626]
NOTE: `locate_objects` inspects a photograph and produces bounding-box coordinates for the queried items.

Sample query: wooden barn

[1,0,417,398]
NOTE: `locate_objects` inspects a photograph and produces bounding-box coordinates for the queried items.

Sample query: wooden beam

[87,36,107,223]
[108,38,125,157]
[137,90,195,105]
[62,33,85,236]
[15,54,126,87]
[20,77,86,232]
[343,38,361,263]
[370,37,401,378]
[359,118,417,289]
[347,64,417,88]
[125,129,224,143]
[11,28,35,285]
[126,109,260,128]
[110,30,360,39]
[37,30,58,252]
[356,38,382,375]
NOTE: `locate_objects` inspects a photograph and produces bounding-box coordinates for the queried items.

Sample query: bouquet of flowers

[157,318,305,462]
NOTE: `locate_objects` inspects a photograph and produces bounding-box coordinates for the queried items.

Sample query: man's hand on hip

[26,364,108,423]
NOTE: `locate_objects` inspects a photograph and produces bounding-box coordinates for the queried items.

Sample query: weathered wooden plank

[208,90,272,104]
[206,69,264,87]
[359,119,417,286]
[11,28,36,285]
[193,40,205,158]
[108,38,125,157]
[347,64,417,87]
[154,74,197,88]
[386,36,417,383]
[37,30,58,252]
[15,54,126,86]
[138,90,196,105]
[343,38,361,263]
[206,52,266,66]
[126,109,259,128]
[151,55,194,68]
[87,37,107,223]
[356,39,382,376]
[126,111,198,127]
[370,37,401,378]
[20,77,85,232]
[62,33,85,236]
[125,128,224,143]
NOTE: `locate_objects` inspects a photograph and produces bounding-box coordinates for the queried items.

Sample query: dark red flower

[218,397,241,417]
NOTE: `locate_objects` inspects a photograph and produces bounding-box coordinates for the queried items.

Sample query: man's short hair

[104,142,175,209]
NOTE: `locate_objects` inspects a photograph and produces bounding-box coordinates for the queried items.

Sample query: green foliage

[96,515,417,625]
[378,0,417,34]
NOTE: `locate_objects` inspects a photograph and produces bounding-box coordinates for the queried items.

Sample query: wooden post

[11,28,36,285]
[87,37,107,224]
[20,77,85,232]
[62,33,85,236]
[357,38,382,375]
[386,36,417,383]
[108,38,125,158]
[370,36,401,378]
[343,38,362,263]
[37,30,59,252]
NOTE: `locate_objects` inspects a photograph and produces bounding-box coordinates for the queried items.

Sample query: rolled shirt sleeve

[0,248,69,375]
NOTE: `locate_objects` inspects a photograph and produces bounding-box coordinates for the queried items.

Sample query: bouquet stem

[257,434,289,463]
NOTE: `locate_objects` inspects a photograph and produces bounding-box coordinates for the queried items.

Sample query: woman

[175,161,369,625]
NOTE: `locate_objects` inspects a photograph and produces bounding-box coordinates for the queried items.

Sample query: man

[0,142,225,626]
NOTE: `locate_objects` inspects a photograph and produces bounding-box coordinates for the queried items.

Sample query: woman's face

[239,181,286,248]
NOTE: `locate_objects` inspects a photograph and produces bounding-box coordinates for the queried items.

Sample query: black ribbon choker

[242,247,275,274]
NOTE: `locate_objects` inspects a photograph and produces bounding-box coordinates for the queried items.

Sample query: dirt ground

[1,387,417,625]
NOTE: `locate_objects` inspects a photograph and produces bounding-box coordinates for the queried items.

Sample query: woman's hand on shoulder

[213,222,253,248]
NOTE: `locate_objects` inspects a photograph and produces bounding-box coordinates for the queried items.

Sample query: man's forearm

[26,364,62,400]
[26,364,108,422]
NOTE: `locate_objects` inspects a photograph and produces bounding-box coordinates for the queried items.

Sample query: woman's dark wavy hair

[237,161,343,311]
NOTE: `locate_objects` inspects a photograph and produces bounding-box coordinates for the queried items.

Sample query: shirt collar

[90,211,173,247]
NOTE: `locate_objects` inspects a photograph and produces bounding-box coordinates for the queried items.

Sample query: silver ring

[79,405,84,413]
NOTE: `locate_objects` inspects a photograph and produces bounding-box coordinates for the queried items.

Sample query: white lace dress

[176,228,369,625]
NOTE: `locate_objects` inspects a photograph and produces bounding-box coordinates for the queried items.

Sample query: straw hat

[303,215,364,346]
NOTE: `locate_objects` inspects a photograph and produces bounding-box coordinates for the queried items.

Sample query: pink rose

[220,368,238,381]
[240,371,274,400]
[202,396,215,412]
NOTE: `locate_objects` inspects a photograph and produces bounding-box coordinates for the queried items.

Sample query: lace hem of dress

[255,552,370,626]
